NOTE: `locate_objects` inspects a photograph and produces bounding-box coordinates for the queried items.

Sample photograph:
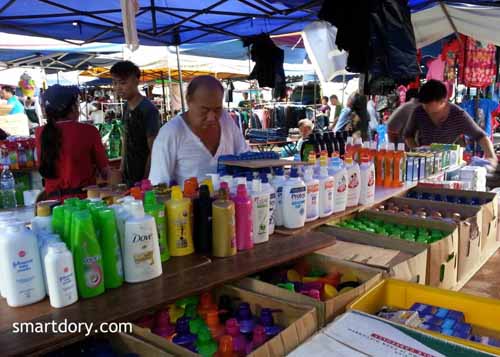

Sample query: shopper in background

[35,85,110,201]
[149,75,249,186]
[367,96,380,139]
[316,96,330,130]
[404,80,497,168]
[329,94,343,127]
[111,60,160,186]
[238,92,252,109]
[387,88,419,143]
[1,86,25,115]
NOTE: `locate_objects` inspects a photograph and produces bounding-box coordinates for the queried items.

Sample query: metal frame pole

[176,46,186,112]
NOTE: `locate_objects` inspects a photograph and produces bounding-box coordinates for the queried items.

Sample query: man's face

[112,74,139,100]
[299,125,312,138]
[187,86,223,129]
[423,99,447,121]
[243,93,249,100]
[331,97,338,106]
[1,89,9,99]
[322,98,328,105]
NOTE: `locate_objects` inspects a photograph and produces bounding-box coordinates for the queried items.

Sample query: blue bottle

[259,308,283,338]
[236,303,256,337]
[173,317,197,352]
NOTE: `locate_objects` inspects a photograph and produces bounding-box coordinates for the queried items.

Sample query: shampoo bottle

[233,184,253,251]
[98,209,124,289]
[359,155,376,205]
[316,156,334,218]
[166,186,195,256]
[123,201,162,283]
[282,167,307,229]
[303,166,319,222]
[44,242,78,308]
[72,210,105,298]
[0,222,46,307]
[193,185,213,254]
[250,178,270,244]
[270,168,286,227]
[345,155,361,207]
[212,188,236,258]
[144,192,170,262]
[51,205,65,239]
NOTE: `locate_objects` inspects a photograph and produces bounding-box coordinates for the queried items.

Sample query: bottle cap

[225,318,240,336]
[259,308,279,327]
[273,167,284,176]
[205,309,222,328]
[170,186,183,200]
[320,156,328,167]
[183,178,198,198]
[200,179,214,196]
[236,184,248,197]
[128,200,145,219]
[344,155,353,164]
[397,143,405,151]
[308,152,316,164]
[289,167,299,178]
[236,302,253,321]
[130,187,142,200]
[361,155,370,163]
[260,173,269,184]
[354,137,363,145]
[199,185,211,200]
[252,178,262,193]
[36,202,52,217]
[175,317,191,334]
[387,143,395,151]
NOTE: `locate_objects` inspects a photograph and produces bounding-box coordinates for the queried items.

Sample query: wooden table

[461,250,500,299]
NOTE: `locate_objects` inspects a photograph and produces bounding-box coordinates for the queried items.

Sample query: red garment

[35,121,109,198]
[462,37,496,88]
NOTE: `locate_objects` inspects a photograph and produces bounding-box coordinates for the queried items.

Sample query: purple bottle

[152,310,175,338]
[235,302,256,337]
[247,325,268,353]
[259,308,283,338]
[234,184,253,251]
[172,317,197,352]
[225,318,247,356]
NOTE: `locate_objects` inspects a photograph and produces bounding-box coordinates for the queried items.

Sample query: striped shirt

[404,103,486,145]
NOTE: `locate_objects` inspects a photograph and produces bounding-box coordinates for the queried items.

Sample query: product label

[368,170,375,187]
[83,255,103,288]
[336,175,347,193]
[306,184,319,220]
[58,267,77,297]
[269,192,276,227]
[289,186,306,215]
[173,209,191,249]
[348,171,359,189]
[253,196,269,237]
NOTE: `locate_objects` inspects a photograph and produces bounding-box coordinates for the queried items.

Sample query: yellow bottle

[212,188,236,258]
[166,186,194,256]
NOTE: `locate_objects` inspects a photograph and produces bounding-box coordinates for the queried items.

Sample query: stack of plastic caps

[217,151,280,176]
[372,200,462,224]
[406,190,484,206]
[137,291,284,356]
[259,261,361,302]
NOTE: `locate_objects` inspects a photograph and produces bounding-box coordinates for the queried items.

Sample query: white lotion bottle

[44,242,78,308]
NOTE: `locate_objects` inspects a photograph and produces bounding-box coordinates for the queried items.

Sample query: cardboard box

[349,279,500,356]
[407,186,498,261]
[326,210,459,289]
[369,196,482,284]
[106,333,174,356]
[316,226,428,285]
[235,254,382,327]
[131,285,317,357]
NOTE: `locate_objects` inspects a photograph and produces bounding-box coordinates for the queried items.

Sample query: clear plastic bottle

[0,165,16,209]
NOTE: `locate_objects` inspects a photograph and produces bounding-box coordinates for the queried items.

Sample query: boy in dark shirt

[111,61,161,186]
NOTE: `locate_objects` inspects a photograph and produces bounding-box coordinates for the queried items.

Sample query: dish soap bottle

[282,167,307,229]
[123,201,162,283]
[166,186,194,256]
[71,210,105,298]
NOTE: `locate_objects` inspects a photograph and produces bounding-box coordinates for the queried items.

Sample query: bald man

[149,75,249,186]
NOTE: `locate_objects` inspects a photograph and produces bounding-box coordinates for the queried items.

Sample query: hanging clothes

[460,98,499,139]
[462,37,497,88]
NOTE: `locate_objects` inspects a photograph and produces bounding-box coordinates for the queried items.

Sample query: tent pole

[439,1,463,45]
[160,70,167,122]
[342,73,346,104]
[176,46,186,112]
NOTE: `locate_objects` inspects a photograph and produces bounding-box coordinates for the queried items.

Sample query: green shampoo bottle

[52,205,66,238]
[72,210,105,298]
[98,209,124,289]
[144,191,170,262]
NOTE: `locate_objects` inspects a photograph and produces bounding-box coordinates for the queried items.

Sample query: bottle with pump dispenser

[282,167,307,229]
[329,156,348,213]
[0,222,46,307]
[166,186,194,256]
[44,242,78,308]
[72,210,105,298]
[316,156,334,218]
[260,174,276,234]
[212,187,237,258]
[250,178,270,244]
[270,168,286,227]
[123,201,162,283]
[233,184,253,251]
[345,155,361,207]
[359,155,376,205]
[303,166,319,222]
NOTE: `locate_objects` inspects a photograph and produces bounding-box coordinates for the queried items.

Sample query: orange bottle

[360,142,371,162]
[384,143,395,187]
[205,309,225,341]
[369,142,377,162]
[375,144,386,186]
[198,292,217,320]
[352,137,363,162]
[344,136,353,159]
[183,177,199,199]
[217,335,235,357]
[392,143,406,187]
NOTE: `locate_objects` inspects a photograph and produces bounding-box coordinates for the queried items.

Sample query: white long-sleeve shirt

[149,112,249,187]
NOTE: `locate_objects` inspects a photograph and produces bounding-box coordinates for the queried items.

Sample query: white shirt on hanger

[149,111,249,187]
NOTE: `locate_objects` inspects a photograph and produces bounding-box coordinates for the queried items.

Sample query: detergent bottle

[234,184,253,251]
[72,210,105,298]
[250,178,270,244]
[123,201,162,283]
[212,188,237,258]
[345,155,361,207]
[384,143,396,187]
[316,156,334,218]
[329,156,348,213]
[375,143,386,186]
[282,167,307,229]
[166,186,194,256]
[392,143,406,187]
[359,155,376,205]
[303,166,319,222]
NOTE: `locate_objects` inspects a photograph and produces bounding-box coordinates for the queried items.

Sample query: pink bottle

[152,310,176,338]
[234,184,253,251]
[246,325,267,354]
[226,318,248,356]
